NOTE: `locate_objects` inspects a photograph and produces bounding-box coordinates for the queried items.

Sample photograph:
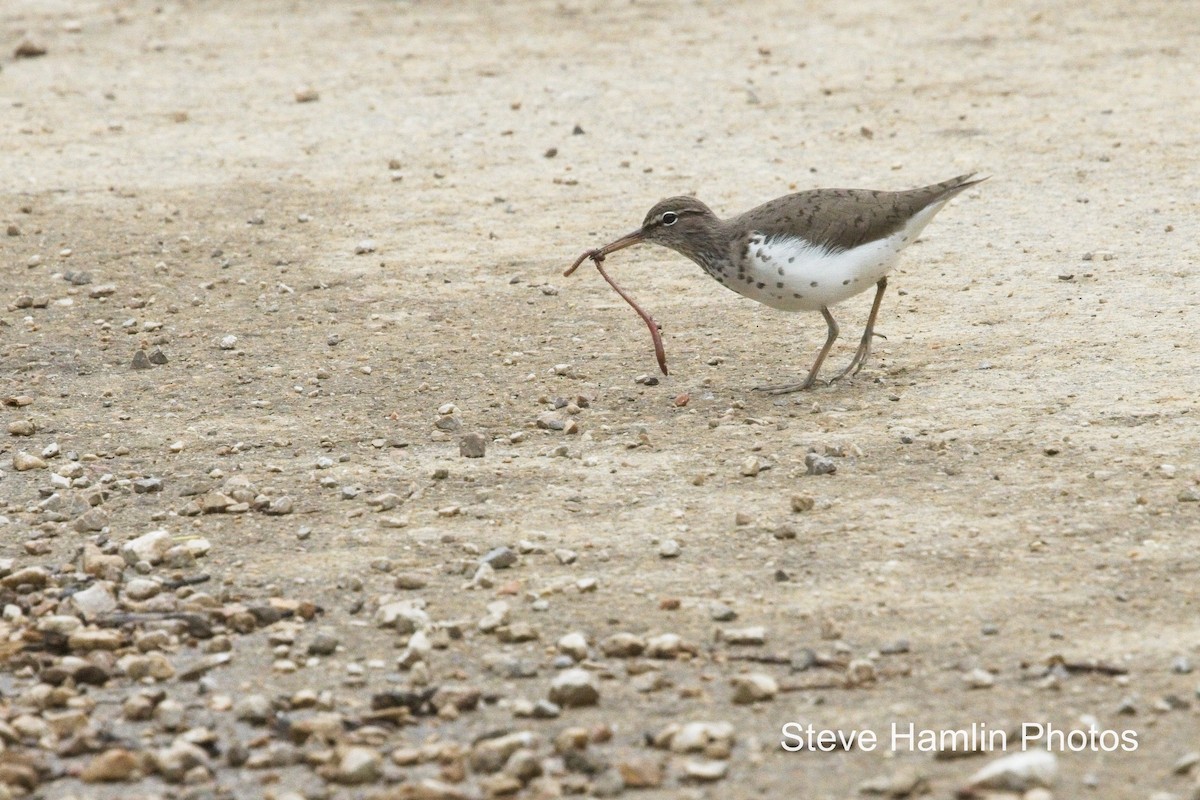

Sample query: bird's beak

[564,228,647,276]
[594,228,646,257]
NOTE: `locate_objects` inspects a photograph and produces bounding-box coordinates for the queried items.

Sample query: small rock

[790,495,815,512]
[294,85,320,103]
[68,628,123,651]
[470,731,537,773]
[265,495,295,515]
[710,602,737,621]
[234,694,272,724]
[846,658,877,686]
[683,758,728,782]
[549,668,600,707]
[308,630,340,656]
[131,349,152,370]
[219,335,238,350]
[460,432,487,458]
[658,539,681,558]
[601,632,646,658]
[81,749,140,782]
[12,451,47,471]
[483,546,518,569]
[394,572,428,590]
[375,600,429,634]
[719,626,766,646]
[330,746,380,784]
[557,632,589,661]
[354,239,376,255]
[740,456,761,477]
[133,477,163,493]
[14,39,48,58]
[148,347,169,364]
[805,453,837,475]
[963,667,995,689]
[616,754,665,788]
[72,507,110,533]
[536,413,566,431]
[730,672,777,704]
[7,420,35,436]
[963,750,1057,793]
[71,582,118,621]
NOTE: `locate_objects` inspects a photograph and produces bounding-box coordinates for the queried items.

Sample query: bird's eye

[661,212,679,226]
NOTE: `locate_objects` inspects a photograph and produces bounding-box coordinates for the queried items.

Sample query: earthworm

[564,250,668,375]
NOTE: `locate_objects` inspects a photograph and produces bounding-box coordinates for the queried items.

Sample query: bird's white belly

[734,232,903,312]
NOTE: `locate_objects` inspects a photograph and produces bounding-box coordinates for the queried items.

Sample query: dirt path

[2,1,1199,798]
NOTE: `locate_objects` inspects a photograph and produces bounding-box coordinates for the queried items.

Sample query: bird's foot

[753,379,822,394]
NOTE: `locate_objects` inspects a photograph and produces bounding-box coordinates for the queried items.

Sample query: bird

[578,173,985,392]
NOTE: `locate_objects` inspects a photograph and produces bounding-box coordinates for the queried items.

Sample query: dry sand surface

[2,0,1199,798]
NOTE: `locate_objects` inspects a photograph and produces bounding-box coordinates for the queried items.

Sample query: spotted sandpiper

[573,173,985,391]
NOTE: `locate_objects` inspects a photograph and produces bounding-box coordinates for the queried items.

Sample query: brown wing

[733,173,984,251]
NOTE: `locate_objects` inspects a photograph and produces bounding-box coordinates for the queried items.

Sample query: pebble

[602,632,646,658]
[153,698,186,730]
[152,740,209,782]
[219,334,238,350]
[233,693,272,724]
[470,731,537,773]
[709,602,737,621]
[375,600,430,633]
[1172,656,1193,674]
[14,39,48,59]
[846,658,877,686]
[71,582,118,621]
[354,239,377,255]
[133,477,163,493]
[730,672,778,704]
[537,413,566,431]
[805,453,837,475]
[790,494,815,512]
[122,530,173,565]
[1172,751,1200,775]
[7,420,35,436]
[294,85,320,103]
[719,626,766,646]
[265,495,295,515]
[460,432,487,457]
[646,633,686,659]
[81,749,141,782]
[555,548,578,564]
[131,349,152,370]
[393,572,427,590]
[72,507,109,532]
[658,539,681,558]
[12,451,47,471]
[963,667,996,689]
[483,546,518,569]
[330,746,381,784]
[68,628,123,650]
[557,632,589,661]
[616,754,665,788]
[683,758,729,782]
[740,456,761,477]
[665,721,735,755]
[548,668,600,707]
[963,750,1057,793]
[308,630,340,656]
[859,767,928,797]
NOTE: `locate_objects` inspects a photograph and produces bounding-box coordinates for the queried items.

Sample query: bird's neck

[666,218,732,276]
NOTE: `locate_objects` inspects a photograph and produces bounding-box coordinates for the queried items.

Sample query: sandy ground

[3,0,1200,798]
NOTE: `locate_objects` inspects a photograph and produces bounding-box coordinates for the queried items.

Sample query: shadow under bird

[573,173,985,391]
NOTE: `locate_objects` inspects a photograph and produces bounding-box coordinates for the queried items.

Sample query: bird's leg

[831,277,887,382]
[755,307,839,394]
